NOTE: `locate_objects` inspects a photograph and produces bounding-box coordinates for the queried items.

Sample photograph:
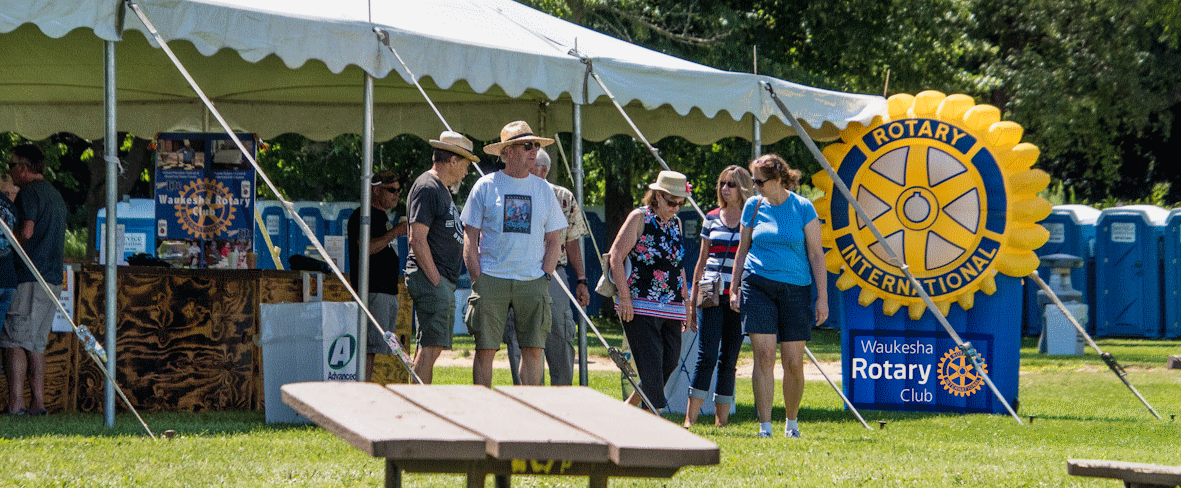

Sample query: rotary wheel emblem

[174,178,236,239]
[815,91,1053,319]
[937,347,987,397]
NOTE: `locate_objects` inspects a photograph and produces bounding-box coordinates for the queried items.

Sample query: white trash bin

[260,301,360,423]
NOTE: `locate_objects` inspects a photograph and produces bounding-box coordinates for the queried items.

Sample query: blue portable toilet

[1024,205,1100,335]
[96,198,156,265]
[288,202,327,266]
[254,200,288,269]
[1094,205,1168,338]
[321,202,358,272]
[1164,208,1181,338]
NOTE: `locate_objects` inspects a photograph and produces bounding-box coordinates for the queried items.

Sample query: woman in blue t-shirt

[728,154,828,438]
[683,165,754,427]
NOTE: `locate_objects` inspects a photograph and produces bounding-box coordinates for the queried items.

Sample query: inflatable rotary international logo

[815,91,1052,319]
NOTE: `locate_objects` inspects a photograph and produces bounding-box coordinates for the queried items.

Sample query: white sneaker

[757,429,772,438]
[785,428,801,438]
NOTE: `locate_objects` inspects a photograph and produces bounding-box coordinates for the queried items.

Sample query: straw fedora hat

[482,121,554,157]
[649,170,691,198]
[429,131,479,162]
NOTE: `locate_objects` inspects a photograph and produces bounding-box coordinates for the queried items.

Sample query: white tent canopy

[1,0,885,144]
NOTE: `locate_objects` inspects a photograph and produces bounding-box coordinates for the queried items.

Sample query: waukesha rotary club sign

[828,91,1051,410]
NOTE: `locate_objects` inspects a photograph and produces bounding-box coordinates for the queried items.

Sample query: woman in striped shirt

[683,165,755,427]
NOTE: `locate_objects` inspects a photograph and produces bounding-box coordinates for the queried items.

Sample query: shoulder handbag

[694,218,737,309]
[594,253,616,297]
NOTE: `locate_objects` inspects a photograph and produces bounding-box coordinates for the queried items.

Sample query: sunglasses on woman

[718,181,738,189]
[662,194,686,207]
[753,178,776,187]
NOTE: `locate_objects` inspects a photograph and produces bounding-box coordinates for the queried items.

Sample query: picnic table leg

[384,460,401,488]
[494,474,511,487]
[588,473,608,488]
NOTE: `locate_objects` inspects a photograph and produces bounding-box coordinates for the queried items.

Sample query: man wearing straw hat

[501,147,590,386]
[405,131,476,384]
[461,121,567,387]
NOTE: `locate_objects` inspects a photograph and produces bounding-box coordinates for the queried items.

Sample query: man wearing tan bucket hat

[460,121,567,387]
[405,131,477,383]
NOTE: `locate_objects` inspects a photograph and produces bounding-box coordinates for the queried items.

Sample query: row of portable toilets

[100,200,1179,338]
[1026,205,1181,339]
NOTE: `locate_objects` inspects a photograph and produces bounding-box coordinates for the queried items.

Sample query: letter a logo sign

[328,335,356,370]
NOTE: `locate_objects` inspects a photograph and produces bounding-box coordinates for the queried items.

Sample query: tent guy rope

[1027,271,1162,419]
[566,47,871,428]
[762,80,1023,425]
[125,0,423,384]
[0,218,156,439]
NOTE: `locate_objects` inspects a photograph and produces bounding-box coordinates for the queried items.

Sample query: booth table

[281,382,719,488]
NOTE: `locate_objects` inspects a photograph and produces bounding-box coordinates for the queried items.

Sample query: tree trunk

[85,135,154,261]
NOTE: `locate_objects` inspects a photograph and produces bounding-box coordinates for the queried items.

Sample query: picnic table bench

[1068,459,1181,488]
[281,382,719,487]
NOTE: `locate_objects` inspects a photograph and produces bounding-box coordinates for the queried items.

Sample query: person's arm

[804,218,829,325]
[608,209,644,322]
[542,230,561,276]
[684,236,712,331]
[463,225,482,285]
[19,220,33,242]
[565,237,590,306]
[728,224,752,313]
[368,221,406,256]
[409,222,441,286]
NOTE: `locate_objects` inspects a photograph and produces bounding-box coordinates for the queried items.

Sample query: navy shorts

[740,273,812,342]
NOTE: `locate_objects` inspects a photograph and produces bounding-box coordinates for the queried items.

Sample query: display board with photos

[154,133,256,269]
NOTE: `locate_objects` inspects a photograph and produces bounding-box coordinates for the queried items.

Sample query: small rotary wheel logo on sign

[937,347,987,397]
[173,178,236,239]
[815,91,1054,319]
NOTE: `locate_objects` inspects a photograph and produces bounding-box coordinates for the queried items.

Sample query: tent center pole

[103,39,118,428]
[357,73,374,381]
[573,102,587,386]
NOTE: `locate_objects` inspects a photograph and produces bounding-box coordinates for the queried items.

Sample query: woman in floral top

[608,171,690,411]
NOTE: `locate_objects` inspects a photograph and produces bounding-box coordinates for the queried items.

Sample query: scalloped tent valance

[0,0,885,144]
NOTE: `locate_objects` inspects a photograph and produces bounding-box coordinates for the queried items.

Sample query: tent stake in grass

[1028,271,1162,419]
[761,81,1024,425]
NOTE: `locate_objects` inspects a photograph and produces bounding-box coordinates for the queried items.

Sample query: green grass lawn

[1,330,1178,487]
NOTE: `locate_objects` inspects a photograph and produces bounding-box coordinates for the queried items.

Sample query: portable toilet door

[253,200,288,270]
[1024,205,1101,335]
[1094,205,1169,338]
[1164,208,1181,338]
[320,202,358,272]
[288,202,327,266]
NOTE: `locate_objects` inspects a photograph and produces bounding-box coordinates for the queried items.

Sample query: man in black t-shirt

[405,131,476,383]
[348,170,406,381]
[3,145,67,416]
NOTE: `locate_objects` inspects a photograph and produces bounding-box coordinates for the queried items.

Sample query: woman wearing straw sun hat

[607,170,690,411]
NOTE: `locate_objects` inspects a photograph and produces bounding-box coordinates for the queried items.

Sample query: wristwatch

[576,278,588,285]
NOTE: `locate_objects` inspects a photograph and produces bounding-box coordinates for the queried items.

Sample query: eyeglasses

[380,185,400,193]
[753,178,775,187]
[512,141,540,151]
[662,194,685,207]
[718,181,738,189]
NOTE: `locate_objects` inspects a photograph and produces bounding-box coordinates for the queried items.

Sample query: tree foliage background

[2,0,1178,260]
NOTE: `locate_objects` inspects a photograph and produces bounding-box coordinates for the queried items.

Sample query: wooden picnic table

[1067,459,1181,488]
[281,382,720,487]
